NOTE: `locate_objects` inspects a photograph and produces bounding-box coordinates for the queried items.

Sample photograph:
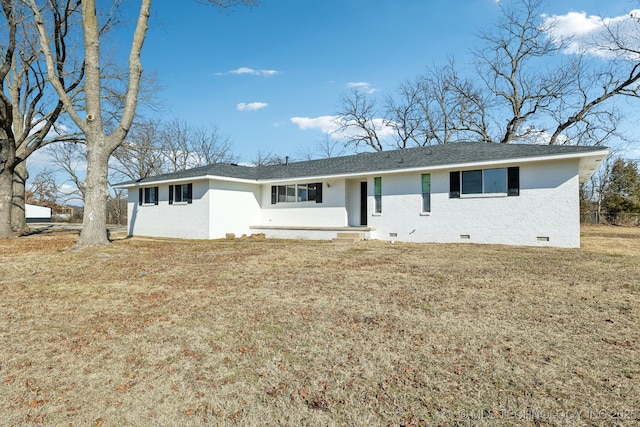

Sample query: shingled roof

[115,142,607,186]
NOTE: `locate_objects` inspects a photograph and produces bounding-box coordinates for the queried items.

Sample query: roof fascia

[257,149,610,184]
[114,174,257,188]
[114,148,609,188]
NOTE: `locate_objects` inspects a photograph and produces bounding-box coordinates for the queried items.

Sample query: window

[422,174,431,213]
[484,168,507,193]
[139,187,159,206]
[169,183,193,204]
[374,177,382,214]
[450,167,519,198]
[271,183,323,204]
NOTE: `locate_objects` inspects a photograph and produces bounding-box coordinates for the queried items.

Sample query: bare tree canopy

[111,117,236,181]
[336,89,385,152]
[0,0,83,237]
[335,0,640,153]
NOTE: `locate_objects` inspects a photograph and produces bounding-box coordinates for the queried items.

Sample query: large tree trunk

[0,167,13,238]
[76,136,111,247]
[11,162,28,231]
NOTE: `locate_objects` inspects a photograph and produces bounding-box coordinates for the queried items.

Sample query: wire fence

[581,211,640,226]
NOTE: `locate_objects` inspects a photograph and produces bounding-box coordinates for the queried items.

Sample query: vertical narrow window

[422,174,431,213]
[180,185,187,202]
[297,184,308,202]
[142,187,159,205]
[314,183,322,203]
[508,167,520,196]
[139,188,143,206]
[169,185,174,205]
[277,185,286,203]
[286,185,296,202]
[271,186,277,204]
[449,171,460,198]
[143,187,159,205]
[374,177,382,214]
[307,184,316,201]
[186,183,193,204]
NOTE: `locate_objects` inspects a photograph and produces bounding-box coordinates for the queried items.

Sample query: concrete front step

[336,232,365,240]
[332,232,366,243]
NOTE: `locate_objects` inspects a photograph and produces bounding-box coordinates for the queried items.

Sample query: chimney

[285,156,289,165]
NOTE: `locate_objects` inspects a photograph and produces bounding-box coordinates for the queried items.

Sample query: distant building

[25,204,52,223]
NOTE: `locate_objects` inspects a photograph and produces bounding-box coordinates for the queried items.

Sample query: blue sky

[111,0,636,163]
[26,0,640,192]
[122,0,640,161]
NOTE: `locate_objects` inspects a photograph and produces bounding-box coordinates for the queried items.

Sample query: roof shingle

[115,143,607,186]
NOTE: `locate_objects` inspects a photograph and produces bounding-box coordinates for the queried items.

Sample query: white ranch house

[115,143,608,248]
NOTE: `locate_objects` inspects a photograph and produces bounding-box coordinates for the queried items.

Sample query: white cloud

[543,9,640,58]
[624,146,640,160]
[346,81,376,94]
[217,67,280,76]
[290,115,396,141]
[59,183,79,194]
[290,115,341,134]
[237,102,268,111]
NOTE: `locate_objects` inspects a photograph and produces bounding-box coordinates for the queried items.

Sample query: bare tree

[379,0,640,150]
[336,89,384,152]
[28,0,149,246]
[0,0,82,237]
[27,168,59,206]
[296,134,347,160]
[190,125,235,167]
[251,150,287,166]
[111,118,165,181]
[384,79,427,148]
[159,117,235,172]
[160,117,193,172]
[472,0,640,145]
[385,62,492,147]
[472,0,573,144]
[106,187,126,225]
[46,141,86,204]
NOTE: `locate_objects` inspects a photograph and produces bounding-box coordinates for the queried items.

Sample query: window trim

[450,167,519,198]
[139,186,159,206]
[421,173,431,214]
[374,177,382,214]
[270,182,323,204]
[169,183,193,205]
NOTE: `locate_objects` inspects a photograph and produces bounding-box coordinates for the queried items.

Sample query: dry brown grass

[1,225,639,426]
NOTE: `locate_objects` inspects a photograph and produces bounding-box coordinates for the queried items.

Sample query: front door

[360,181,367,226]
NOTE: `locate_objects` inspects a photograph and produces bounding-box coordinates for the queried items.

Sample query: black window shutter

[508,167,520,196]
[187,183,193,204]
[449,171,460,198]
[271,186,277,204]
[139,188,143,206]
[315,183,323,203]
[169,185,174,205]
[154,186,159,205]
